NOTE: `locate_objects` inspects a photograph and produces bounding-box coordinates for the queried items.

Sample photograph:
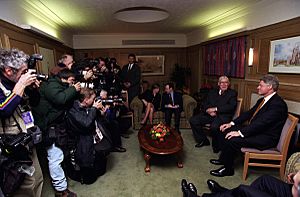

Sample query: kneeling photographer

[65,88,112,184]
[97,89,126,152]
[0,48,43,197]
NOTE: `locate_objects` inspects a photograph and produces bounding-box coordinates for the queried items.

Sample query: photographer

[65,88,112,184]
[32,69,80,197]
[97,89,126,152]
[0,48,43,197]
[50,54,74,76]
[106,57,121,95]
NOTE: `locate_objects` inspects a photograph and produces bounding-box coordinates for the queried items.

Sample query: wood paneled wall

[0,19,72,74]
[190,17,300,113]
[74,48,187,85]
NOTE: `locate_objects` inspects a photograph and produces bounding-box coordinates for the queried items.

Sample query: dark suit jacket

[161,91,183,112]
[233,93,288,149]
[120,63,141,102]
[204,88,237,123]
[139,89,161,111]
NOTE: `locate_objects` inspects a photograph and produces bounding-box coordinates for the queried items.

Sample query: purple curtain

[204,36,246,78]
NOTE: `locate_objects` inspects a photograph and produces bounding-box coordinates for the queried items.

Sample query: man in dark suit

[189,76,237,152]
[182,170,300,197]
[120,53,141,105]
[161,82,183,132]
[209,74,288,177]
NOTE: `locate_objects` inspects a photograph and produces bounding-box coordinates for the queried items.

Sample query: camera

[27,54,48,81]
[73,58,99,71]
[0,126,42,156]
[95,96,124,106]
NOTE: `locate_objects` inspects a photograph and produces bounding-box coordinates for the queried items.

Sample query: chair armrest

[182,94,197,121]
[130,96,143,129]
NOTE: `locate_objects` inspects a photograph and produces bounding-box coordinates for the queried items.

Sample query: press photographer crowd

[0,48,139,197]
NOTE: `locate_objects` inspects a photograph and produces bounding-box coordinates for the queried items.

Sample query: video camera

[0,127,42,157]
[27,54,48,81]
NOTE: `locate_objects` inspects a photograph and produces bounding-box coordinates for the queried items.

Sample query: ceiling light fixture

[114,7,169,23]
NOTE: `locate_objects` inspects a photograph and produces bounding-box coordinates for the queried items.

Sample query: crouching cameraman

[0,48,43,197]
[65,88,112,184]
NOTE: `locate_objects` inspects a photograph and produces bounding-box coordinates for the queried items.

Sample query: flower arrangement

[149,123,170,142]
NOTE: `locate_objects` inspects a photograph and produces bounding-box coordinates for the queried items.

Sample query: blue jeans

[47,144,67,192]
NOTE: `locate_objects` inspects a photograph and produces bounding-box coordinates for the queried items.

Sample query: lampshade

[248,48,254,66]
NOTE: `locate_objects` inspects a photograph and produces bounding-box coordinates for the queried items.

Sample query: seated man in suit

[189,76,237,152]
[182,170,300,197]
[209,74,288,177]
[161,82,183,132]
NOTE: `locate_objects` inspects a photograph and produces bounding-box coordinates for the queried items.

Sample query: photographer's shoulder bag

[0,119,33,196]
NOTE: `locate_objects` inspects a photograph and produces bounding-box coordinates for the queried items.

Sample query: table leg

[176,151,183,168]
[144,153,151,172]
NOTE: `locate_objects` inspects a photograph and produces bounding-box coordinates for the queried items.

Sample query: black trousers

[189,113,225,149]
[202,175,292,197]
[218,125,275,169]
[164,108,181,130]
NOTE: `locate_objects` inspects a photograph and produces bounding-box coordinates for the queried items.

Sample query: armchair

[241,113,298,180]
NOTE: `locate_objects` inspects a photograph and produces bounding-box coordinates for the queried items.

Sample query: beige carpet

[41,128,278,197]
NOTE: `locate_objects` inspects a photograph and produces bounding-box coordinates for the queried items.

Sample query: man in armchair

[189,76,237,152]
[209,74,288,177]
[161,82,183,133]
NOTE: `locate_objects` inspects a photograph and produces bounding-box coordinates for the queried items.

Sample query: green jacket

[32,76,77,131]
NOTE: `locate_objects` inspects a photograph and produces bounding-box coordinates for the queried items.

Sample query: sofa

[130,94,197,130]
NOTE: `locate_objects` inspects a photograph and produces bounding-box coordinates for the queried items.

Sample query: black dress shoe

[210,166,234,177]
[195,139,210,148]
[181,179,189,197]
[207,179,228,193]
[188,183,197,195]
[112,146,126,152]
[209,159,223,165]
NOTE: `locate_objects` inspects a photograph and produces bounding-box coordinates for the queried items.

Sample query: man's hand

[83,70,93,80]
[17,70,37,87]
[93,100,103,109]
[225,131,240,139]
[206,107,217,117]
[292,171,300,196]
[288,173,296,184]
[13,70,37,96]
[73,82,81,92]
[220,123,232,132]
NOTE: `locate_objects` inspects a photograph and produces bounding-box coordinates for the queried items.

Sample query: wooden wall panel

[8,37,35,55]
[0,19,73,75]
[190,17,300,114]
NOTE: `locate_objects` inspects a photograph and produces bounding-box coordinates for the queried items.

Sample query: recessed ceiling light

[114,7,169,23]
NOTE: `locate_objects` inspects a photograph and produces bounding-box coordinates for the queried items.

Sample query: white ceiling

[0,0,299,47]
[12,0,263,34]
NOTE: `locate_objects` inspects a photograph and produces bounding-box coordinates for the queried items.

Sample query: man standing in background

[120,53,141,106]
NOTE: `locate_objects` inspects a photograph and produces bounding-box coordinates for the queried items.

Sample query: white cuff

[238,130,244,138]
[230,121,235,126]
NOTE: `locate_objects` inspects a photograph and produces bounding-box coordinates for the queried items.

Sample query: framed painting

[136,55,165,76]
[269,36,300,73]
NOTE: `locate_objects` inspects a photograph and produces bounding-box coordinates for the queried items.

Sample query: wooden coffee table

[138,125,183,172]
